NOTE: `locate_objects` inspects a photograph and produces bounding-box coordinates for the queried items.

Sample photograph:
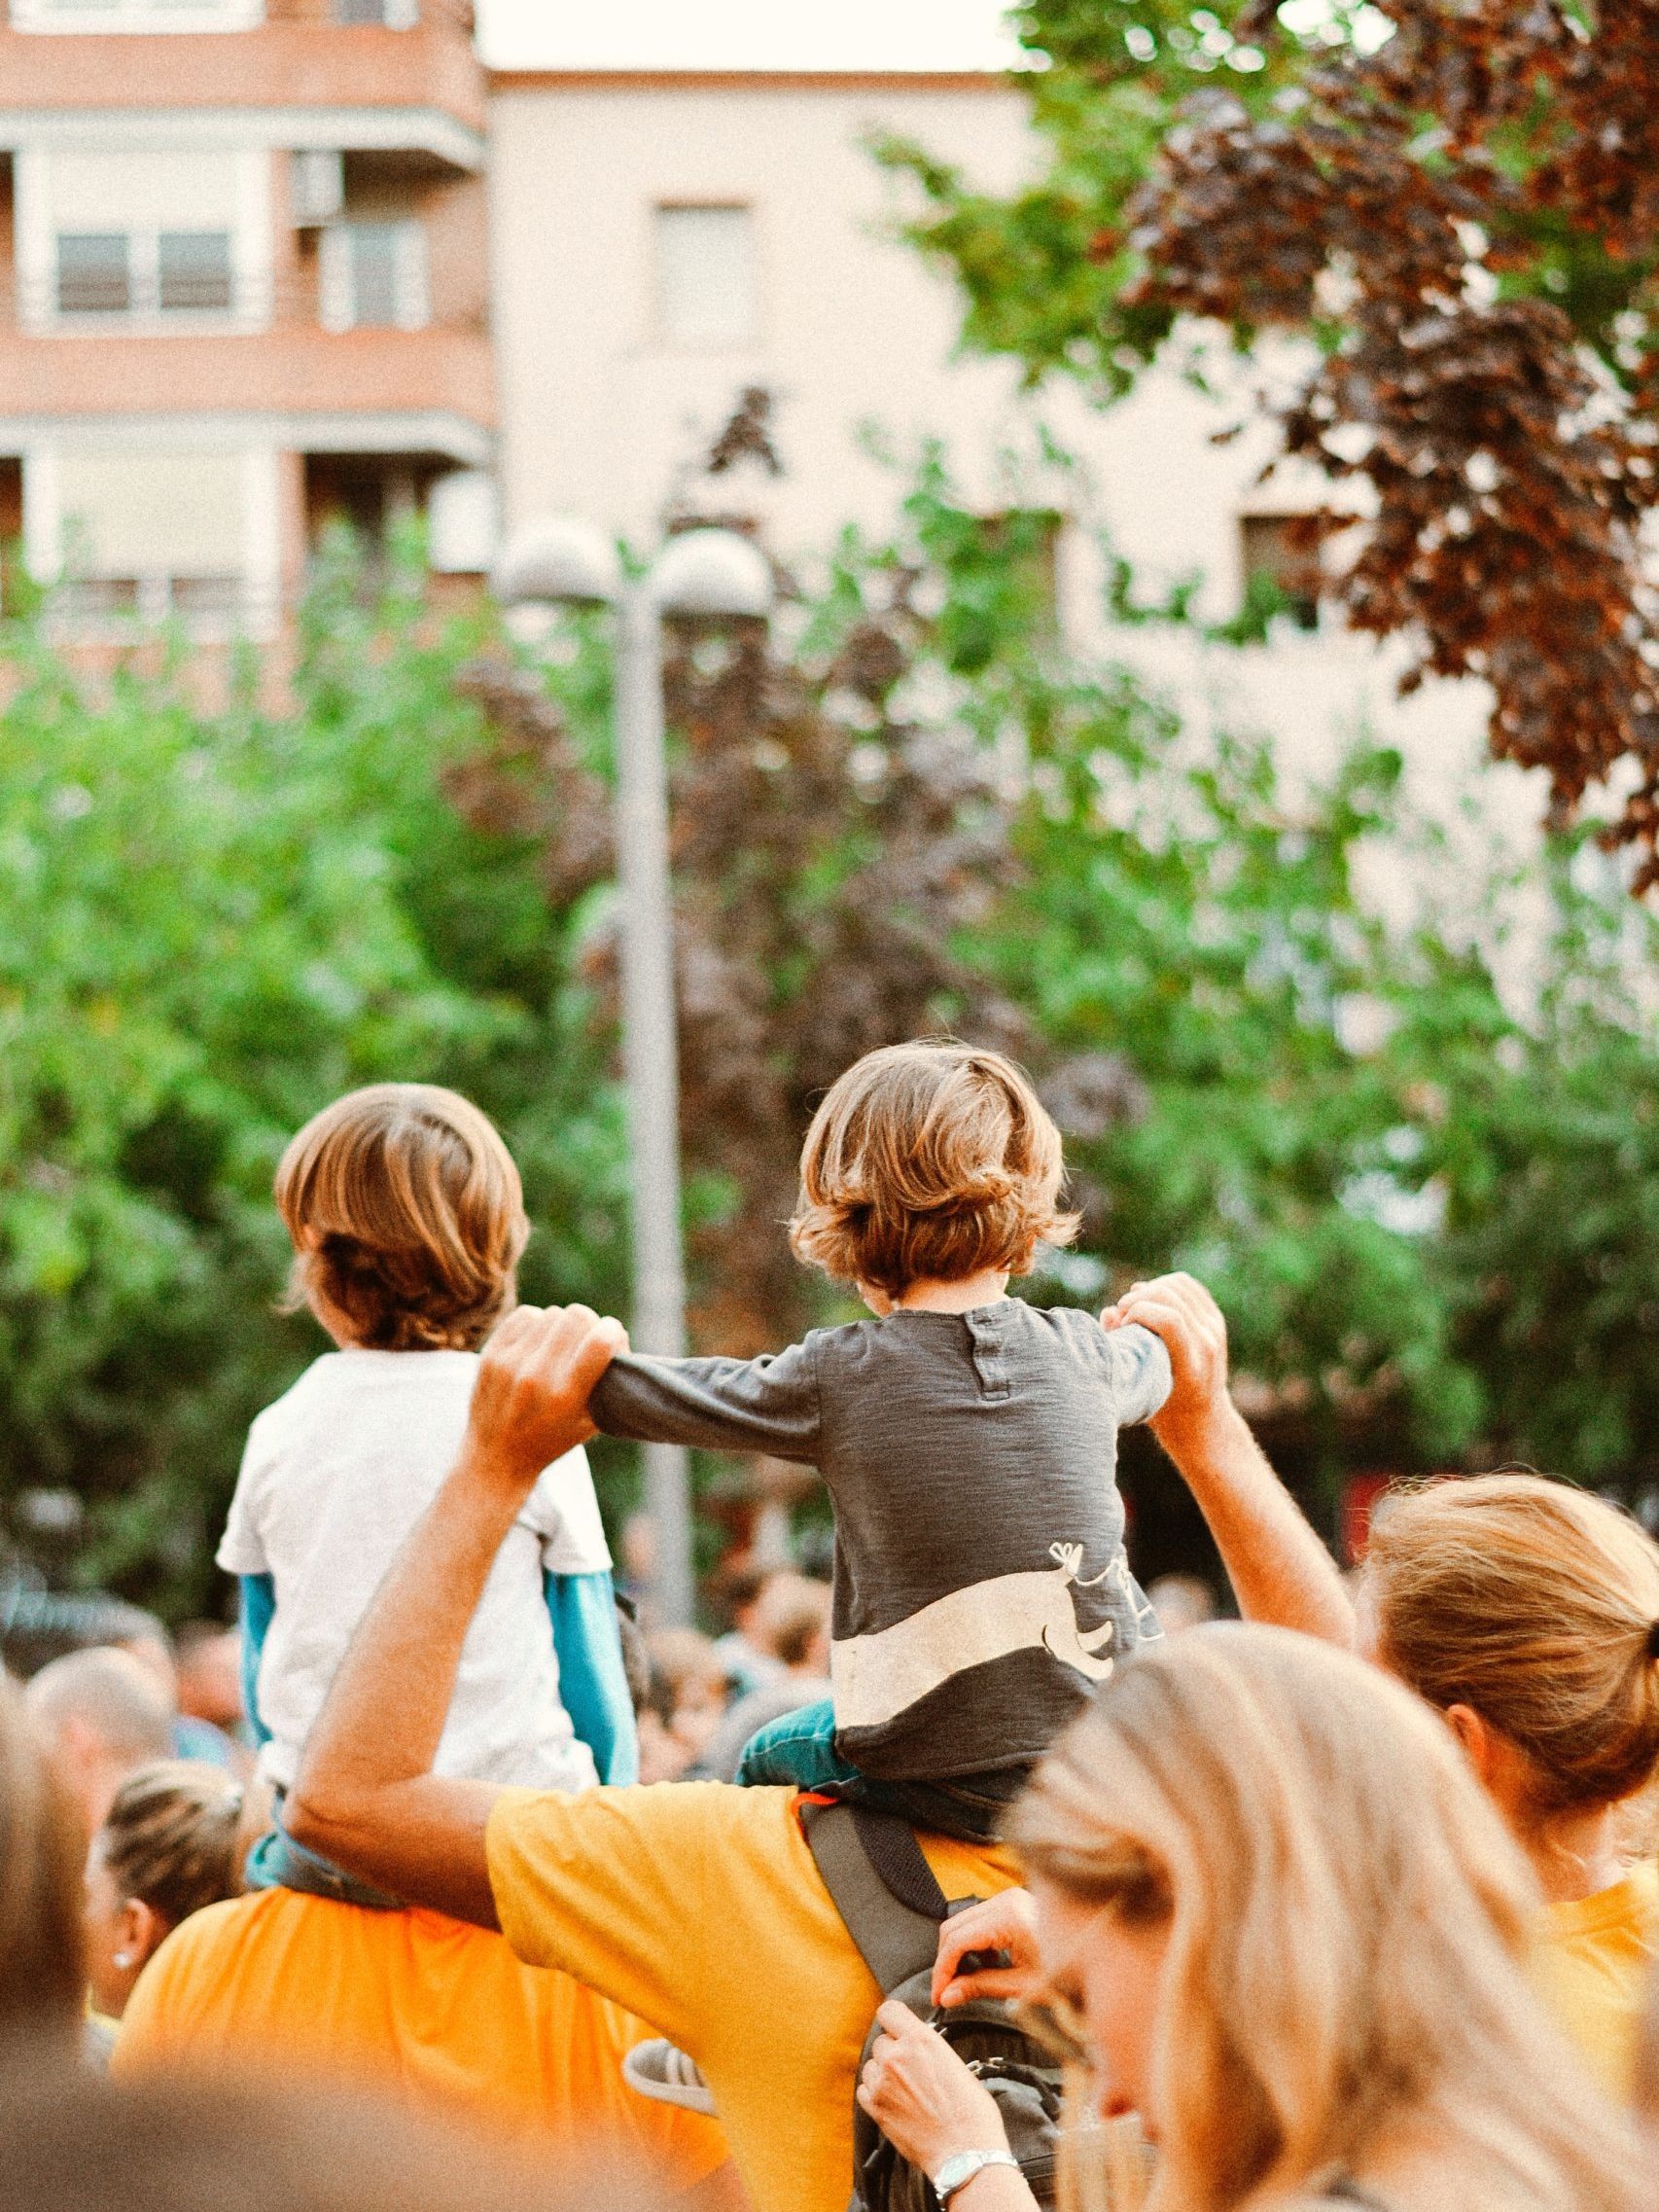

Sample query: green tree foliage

[0,537,629,1612]
[6,489,1659,1613]
[882,0,1659,875]
[890,457,1659,1496]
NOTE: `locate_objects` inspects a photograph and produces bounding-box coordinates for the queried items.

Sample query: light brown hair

[789,1040,1077,1297]
[1364,1471,1659,1815]
[1010,1623,1640,2212]
[275,1084,528,1352]
[96,1761,249,1934]
[0,1670,86,2055]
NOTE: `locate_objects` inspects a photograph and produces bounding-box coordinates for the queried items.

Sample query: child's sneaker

[622,2038,717,2115]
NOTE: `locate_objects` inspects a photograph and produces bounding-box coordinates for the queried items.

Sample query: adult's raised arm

[1106,1274,1354,1647]
[284,1303,627,1926]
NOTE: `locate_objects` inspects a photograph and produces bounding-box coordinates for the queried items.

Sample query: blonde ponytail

[1366,1474,1659,1813]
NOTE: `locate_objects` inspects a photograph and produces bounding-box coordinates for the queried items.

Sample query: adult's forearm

[286,1303,625,1922]
[1161,1402,1354,1646]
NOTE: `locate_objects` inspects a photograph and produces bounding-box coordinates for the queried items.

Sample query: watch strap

[933,2150,1020,2205]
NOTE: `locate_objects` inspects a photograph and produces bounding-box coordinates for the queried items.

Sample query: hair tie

[1645,1621,1659,1660]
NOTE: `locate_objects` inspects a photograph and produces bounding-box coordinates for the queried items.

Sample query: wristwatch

[930,2150,1021,2207]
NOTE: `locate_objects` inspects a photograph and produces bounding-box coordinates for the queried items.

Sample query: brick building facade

[0,0,494,640]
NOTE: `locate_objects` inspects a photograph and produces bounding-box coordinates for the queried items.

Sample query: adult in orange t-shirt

[114,1883,729,2190]
[270,1286,1349,2212]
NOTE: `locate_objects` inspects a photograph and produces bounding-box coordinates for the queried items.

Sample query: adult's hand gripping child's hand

[462,1303,629,1503]
[1101,1271,1230,1462]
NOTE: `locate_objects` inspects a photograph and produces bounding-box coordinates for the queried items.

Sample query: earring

[112,1950,133,1970]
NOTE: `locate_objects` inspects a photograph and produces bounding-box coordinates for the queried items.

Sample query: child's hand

[1102,1272,1230,1454]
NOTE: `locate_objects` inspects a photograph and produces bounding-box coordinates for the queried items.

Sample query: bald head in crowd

[25,1647,173,1836]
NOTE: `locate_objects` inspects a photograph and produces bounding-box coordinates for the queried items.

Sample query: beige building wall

[486,72,1539,932]
[487,75,1048,551]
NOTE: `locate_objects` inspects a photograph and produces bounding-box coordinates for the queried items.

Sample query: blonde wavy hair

[1010,1624,1640,2212]
[789,1040,1078,1297]
[276,1084,528,1352]
[1364,1472,1659,1817]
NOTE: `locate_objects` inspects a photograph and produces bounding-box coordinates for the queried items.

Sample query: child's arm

[589,1338,822,1463]
[1100,1318,1174,1426]
[238,1571,275,1750]
[545,1569,638,1786]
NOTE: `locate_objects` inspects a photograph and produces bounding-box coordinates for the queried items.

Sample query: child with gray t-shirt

[591,1039,1172,1842]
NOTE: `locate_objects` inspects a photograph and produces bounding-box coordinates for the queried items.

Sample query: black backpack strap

[802,1802,949,1994]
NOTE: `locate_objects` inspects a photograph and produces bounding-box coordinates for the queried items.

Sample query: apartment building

[0,0,495,639]
[0,32,1507,860]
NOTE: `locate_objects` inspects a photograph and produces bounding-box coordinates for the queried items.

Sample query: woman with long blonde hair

[856,1623,1640,2212]
[1361,1472,1659,2102]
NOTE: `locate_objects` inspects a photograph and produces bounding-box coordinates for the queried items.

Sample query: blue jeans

[735,1696,1028,1843]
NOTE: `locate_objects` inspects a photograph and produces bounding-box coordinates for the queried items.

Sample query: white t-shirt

[219,1347,609,1796]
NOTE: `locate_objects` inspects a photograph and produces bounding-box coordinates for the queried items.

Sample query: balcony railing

[9,266,273,330]
[53,573,245,623]
[26,569,283,646]
[6,0,475,29]
[0,268,484,336]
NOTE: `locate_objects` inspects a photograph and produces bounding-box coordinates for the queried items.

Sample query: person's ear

[116,1897,167,1976]
[1444,1702,1500,1785]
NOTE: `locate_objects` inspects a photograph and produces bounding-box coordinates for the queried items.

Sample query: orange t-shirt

[114,1886,728,2189]
[485,1782,1023,2212]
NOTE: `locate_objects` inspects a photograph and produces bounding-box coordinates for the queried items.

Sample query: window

[975,509,1064,627]
[319,221,429,332]
[654,204,759,349]
[1240,514,1325,631]
[56,234,130,316]
[335,0,420,22]
[48,448,250,632]
[25,151,259,330]
[158,232,233,313]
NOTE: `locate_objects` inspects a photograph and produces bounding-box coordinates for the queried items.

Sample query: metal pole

[612,578,694,1627]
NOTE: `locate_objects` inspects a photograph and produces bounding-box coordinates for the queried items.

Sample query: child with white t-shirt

[219,1083,635,1902]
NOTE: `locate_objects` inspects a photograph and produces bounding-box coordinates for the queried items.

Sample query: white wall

[486,76,1543,929]
[488,82,1052,549]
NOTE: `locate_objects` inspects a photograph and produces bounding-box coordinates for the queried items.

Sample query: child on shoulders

[220,1083,634,1902]
[588,1039,1171,1843]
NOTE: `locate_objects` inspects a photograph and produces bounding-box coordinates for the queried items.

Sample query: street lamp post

[494,519,773,1628]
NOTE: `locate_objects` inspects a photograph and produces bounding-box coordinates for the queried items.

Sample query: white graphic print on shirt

[830,1542,1126,1730]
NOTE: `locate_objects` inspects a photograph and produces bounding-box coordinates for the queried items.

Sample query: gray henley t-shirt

[590,1300,1173,1783]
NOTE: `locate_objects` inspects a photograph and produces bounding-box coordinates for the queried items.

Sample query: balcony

[0,1,484,164]
[0,273,494,453]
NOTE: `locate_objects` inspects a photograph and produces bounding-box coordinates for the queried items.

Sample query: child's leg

[734,1697,861,1793]
[735,1700,1027,1842]
[245,1798,404,1910]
